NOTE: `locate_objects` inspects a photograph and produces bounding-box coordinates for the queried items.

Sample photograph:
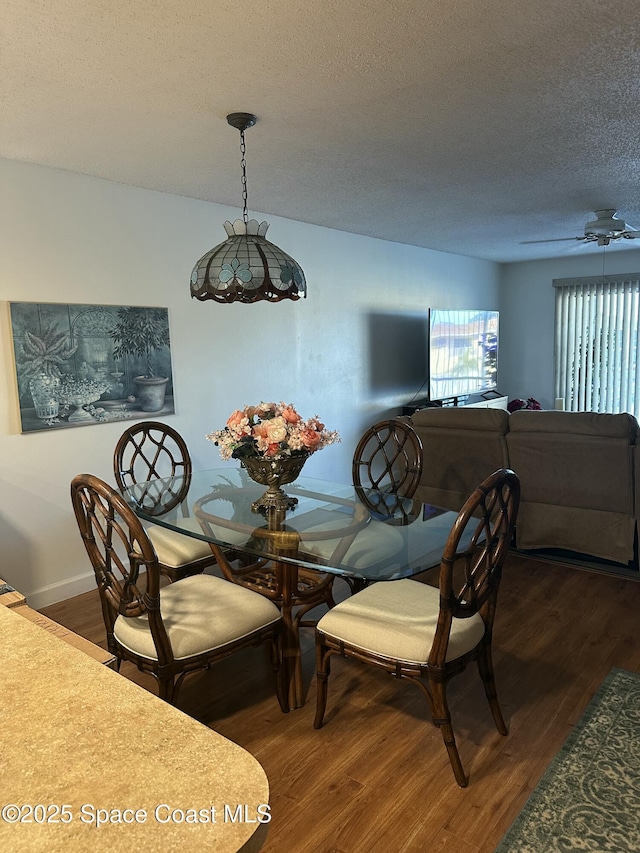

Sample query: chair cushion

[113,574,281,661]
[147,517,247,568]
[316,578,485,664]
[147,519,213,567]
[299,520,405,570]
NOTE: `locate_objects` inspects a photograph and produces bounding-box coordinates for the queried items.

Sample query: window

[554,273,640,418]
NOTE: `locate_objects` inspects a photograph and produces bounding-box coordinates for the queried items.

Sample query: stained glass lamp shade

[190,112,307,305]
[190,218,306,304]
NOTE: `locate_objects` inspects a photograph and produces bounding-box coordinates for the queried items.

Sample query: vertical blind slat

[554,275,640,417]
[592,286,603,407]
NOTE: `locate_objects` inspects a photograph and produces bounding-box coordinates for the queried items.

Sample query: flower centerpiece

[207,402,340,512]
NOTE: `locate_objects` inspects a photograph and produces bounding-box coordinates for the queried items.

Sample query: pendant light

[190,112,307,304]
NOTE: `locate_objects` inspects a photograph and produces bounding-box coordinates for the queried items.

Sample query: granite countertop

[0,604,269,852]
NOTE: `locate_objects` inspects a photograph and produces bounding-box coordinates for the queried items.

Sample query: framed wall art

[9,302,175,433]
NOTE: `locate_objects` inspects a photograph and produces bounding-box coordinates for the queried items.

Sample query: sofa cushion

[509,409,637,440]
[506,410,635,513]
[410,407,510,511]
[506,409,637,563]
[412,407,509,432]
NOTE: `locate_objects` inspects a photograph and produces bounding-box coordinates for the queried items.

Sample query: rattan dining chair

[352,418,423,522]
[71,473,288,711]
[300,419,424,591]
[314,468,520,787]
[113,421,217,582]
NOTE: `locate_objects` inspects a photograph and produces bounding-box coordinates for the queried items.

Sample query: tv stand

[402,393,508,416]
[401,398,439,415]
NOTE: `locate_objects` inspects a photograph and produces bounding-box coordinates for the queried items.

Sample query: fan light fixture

[190,112,307,304]
[521,208,639,248]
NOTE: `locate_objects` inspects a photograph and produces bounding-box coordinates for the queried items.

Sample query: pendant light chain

[240,128,249,225]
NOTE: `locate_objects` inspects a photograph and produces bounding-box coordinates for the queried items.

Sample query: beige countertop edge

[0,603,270,852]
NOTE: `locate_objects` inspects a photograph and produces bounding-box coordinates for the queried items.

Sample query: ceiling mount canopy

[190,112,307,304]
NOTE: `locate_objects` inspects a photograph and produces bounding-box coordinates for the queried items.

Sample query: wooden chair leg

[157,675,177,705]
[313,641,331,729]
[270,638,290,715]
[429,678,468,787]
[476,642,508,736]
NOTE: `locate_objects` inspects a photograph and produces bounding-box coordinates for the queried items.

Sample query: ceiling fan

[522,209,640,246]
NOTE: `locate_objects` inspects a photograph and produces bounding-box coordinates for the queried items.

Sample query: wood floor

[41,554,640,853]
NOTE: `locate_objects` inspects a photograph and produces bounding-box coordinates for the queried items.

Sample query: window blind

[554,273,640,417]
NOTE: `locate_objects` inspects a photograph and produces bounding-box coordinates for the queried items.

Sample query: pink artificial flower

[301,428,321,450]
[227,409,247,428]
[252,421,270,439]
[281,405,301,424]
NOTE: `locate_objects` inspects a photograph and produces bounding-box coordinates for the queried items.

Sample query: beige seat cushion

[114,574,281,661]
[317,578,485,663]
[299,519,405,571]
[147,517,247,568]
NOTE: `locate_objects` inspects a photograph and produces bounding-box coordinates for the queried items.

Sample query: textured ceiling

[3,0,640,262]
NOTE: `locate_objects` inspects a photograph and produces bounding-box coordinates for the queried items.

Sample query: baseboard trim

[26,571,96,610]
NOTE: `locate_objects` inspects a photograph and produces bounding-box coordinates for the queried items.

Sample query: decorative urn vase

[29,373,60,419]
[241,454,308,513]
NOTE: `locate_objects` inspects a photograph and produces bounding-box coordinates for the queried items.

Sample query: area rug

[495,667,640,852]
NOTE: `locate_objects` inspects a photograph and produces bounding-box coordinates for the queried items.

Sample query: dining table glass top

[121,466,459,582]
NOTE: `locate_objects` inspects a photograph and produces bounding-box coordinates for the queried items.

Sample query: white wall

[499,247,640,409]
[0,158,500,607]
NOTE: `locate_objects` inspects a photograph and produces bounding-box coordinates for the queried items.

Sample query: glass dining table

[121,466,460,710]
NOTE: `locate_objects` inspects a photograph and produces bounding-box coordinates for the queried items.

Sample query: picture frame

[9,302,175,433]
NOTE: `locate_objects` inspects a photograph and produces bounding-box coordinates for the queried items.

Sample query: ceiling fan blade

[520,237,583,244]
[622,231,640,239]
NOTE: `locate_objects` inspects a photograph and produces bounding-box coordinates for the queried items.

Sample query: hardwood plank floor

[40,554,640,853]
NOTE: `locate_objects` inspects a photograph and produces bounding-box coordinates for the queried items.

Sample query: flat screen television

[429,309,499,400]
